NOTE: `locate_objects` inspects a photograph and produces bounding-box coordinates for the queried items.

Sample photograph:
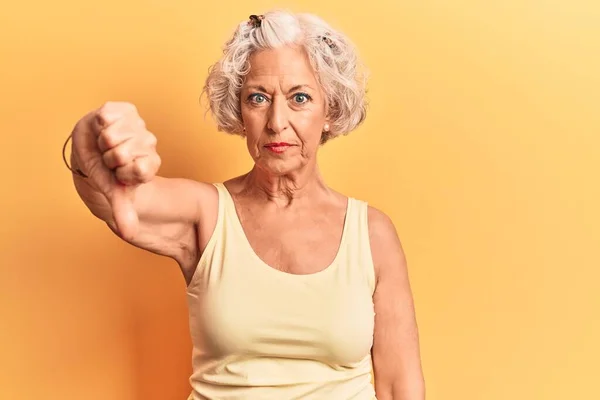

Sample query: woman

[65,10,425,400]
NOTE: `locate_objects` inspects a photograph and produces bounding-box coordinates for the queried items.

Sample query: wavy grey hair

[202,10,369,143]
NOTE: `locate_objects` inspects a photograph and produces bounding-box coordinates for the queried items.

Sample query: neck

[241,162,327,207]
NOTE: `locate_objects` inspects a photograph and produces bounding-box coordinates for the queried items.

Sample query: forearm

[375,378,425,400]
[374,356,425,400]
[393,379,425,400]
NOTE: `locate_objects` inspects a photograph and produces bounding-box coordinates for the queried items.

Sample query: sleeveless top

[186,183,377,400]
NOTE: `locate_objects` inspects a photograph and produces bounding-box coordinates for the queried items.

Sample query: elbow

[395,378,426,400]
[406,378,426,400]
[376,377,426,400]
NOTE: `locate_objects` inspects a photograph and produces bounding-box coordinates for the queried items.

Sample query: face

[240,45,329,176]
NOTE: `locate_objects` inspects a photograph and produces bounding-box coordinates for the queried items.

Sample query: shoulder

[193,180,220,221]
[367,205,396,236]
[366,205,407,284]
[367,205,400,249]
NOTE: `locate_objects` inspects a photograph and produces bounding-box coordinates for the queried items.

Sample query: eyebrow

[246,85,269,93]
[245,84,315,93]
[287,84,315,93]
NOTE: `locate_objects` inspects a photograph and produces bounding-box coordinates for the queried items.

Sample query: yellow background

[1,0,598,399]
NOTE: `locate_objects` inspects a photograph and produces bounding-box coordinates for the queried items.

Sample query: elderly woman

[65,10,425,400]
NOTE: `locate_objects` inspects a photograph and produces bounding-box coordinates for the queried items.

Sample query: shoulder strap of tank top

[186,183,227,290]
[343,198,376,294]
[212,183,235,227]
[199,181,248,258]
[211,182,249,241]
[212,182,228,219]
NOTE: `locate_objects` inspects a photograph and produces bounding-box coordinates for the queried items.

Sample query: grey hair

[201,10,369,143]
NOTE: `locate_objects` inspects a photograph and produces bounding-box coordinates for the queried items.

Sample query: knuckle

[121,103,139,118]
[107,146,129,167]
[126,102,138,113]
[146,133,157,148]
[115,166,134,185]
[133,159,149,179]
[135,117,147,130]
[95,108,109,126]
[97,101,138,126]
[98,101,117,116]
[99,130,117,148]
[115,148,129,165]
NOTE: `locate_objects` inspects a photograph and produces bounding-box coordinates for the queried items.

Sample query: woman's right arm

[70,102,218,270]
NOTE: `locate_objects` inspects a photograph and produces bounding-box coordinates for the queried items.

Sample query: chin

[258,158,305,176]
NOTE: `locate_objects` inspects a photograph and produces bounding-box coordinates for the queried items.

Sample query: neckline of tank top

[217,182,354,280]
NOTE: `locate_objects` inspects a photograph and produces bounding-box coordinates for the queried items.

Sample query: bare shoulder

[169,178,220,246]
[188,179,219,223]
[367,206,398,237]
[367,205,407,283]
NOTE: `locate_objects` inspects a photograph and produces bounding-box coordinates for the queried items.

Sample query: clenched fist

[70,101,161,239]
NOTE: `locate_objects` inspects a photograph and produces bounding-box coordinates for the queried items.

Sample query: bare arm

[73,171,217,266]
[369,207,425,400]
[69,102,218,269]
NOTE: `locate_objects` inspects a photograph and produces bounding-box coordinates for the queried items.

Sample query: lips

[264,142,293,154]
[265,142,292,147]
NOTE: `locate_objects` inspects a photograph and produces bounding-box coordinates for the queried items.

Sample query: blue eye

[249,93,268,104]
[293,93,311,104]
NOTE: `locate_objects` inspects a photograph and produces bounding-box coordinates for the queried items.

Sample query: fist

[71,101,161,239]
[90,102,160,185]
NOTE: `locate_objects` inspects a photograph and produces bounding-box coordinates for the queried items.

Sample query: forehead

[245,45,318,87]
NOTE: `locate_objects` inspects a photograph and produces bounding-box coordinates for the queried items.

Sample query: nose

[266,96,289,134]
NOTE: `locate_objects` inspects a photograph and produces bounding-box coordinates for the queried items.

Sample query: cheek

[241,102,263,125]
[241,110,264,146]
[293,114,324,146]
[245,136,262,159]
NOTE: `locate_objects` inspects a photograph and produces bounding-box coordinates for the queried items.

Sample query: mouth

[264,142,294,154]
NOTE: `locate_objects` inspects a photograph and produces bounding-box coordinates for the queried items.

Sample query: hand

[71,101,161,240]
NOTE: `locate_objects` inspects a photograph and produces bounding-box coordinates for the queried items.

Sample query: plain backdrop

[1,1,598,399]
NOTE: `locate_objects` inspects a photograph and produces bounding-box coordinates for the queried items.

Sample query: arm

[368,207,425,400]
[69,102,218,270]
[73,171,218,266]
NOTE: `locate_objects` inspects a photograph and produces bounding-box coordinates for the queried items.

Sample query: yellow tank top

[186,183,377,399]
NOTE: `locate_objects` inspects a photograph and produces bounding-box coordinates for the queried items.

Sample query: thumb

[108,184,139,241]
